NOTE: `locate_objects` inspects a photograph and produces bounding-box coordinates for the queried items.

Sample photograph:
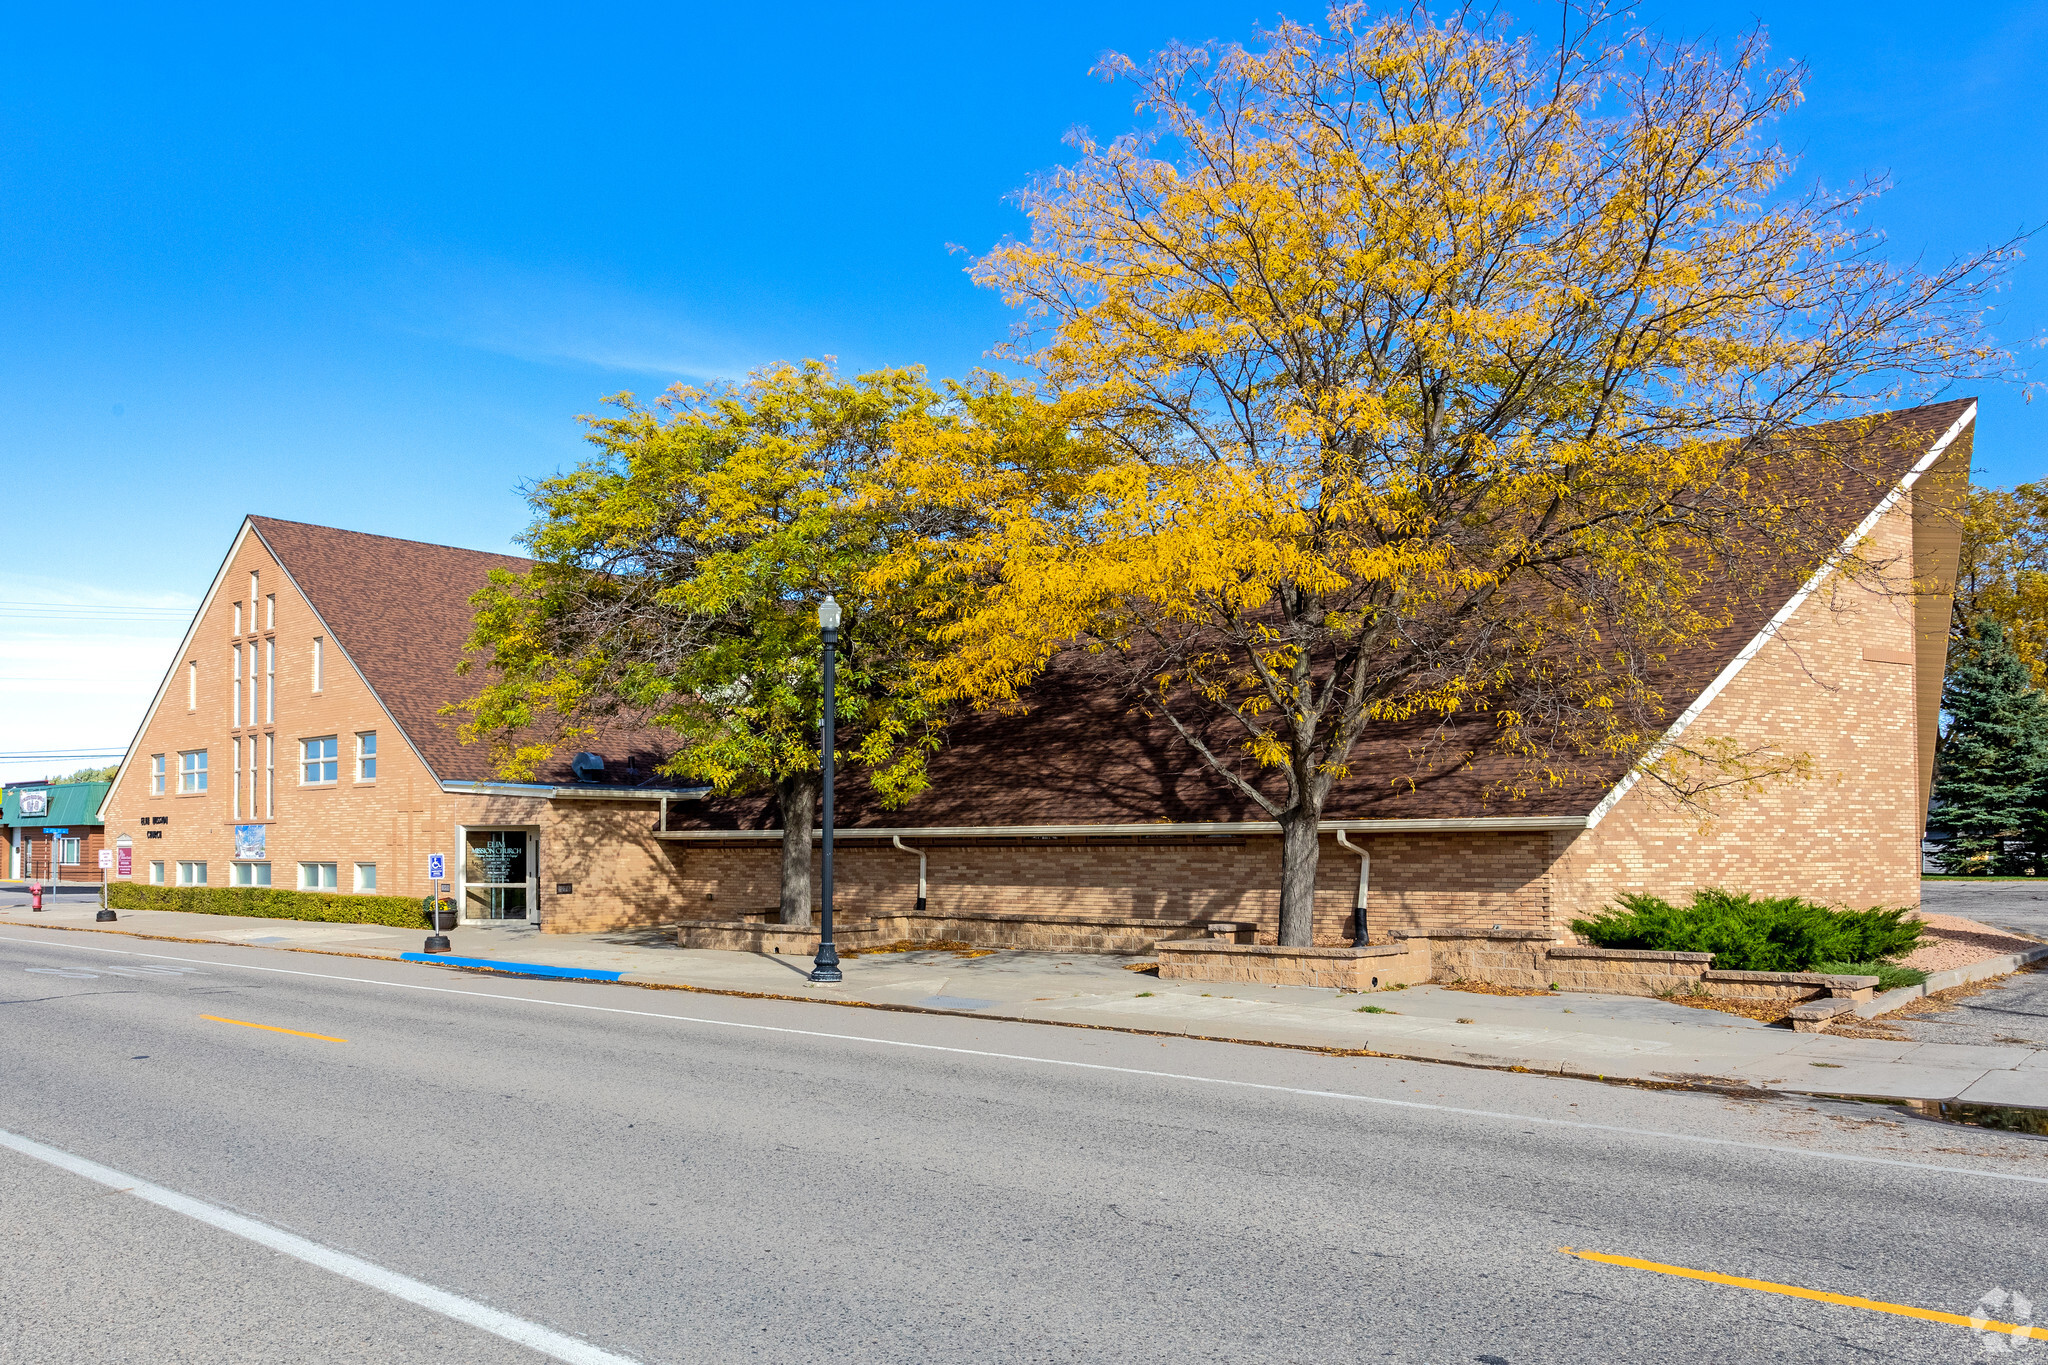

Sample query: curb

[1856,944,2048,1018]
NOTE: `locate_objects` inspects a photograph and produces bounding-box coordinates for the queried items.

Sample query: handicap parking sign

[428,853,445,881]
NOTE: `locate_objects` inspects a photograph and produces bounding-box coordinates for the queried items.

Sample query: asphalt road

[1922,878,2048,939]
[3,924,2046,1364]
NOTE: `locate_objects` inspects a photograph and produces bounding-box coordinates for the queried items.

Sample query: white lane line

[8,931,2048,1190]
[0,1127,640,1365]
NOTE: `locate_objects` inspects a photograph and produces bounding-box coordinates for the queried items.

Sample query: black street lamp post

[809,595,844,984]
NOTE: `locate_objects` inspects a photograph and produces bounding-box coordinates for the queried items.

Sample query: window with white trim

[59,838,81,866]
[151,753,165,796]
[264,734,274,816]
[249,570,259,611]
[311,637,323,692]
[354,862,377,892]
[149,860,165,885]
[299,862,337,890]
[266,594,275,629]
[177,861,207,886]
[232,740,241,818]
[232,862,271,887]
[187,660,197,710]
[356,731,377,782]
[264,638,274,721]
[179,750,208,793]
[233,601,242,636]
[231,645,242,727]
[302,736,338,784]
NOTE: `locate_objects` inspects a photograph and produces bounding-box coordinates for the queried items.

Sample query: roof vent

[570,752,607,783]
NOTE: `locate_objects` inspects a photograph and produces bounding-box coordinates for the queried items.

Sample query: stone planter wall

[1154,941,1431,990]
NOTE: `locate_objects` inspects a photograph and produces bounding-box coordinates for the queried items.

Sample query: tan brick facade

[101,527,550,911]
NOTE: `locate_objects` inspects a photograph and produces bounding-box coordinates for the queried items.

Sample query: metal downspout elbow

[1334,831,1370,947]
[892,835,927,915]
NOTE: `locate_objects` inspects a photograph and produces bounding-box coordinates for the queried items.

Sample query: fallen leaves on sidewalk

[1665,995,1796,1025]
[1442,980,1555,998]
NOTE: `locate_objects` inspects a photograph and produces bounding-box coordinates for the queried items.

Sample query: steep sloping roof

[248,517,666,785]
[678,397,1977,830]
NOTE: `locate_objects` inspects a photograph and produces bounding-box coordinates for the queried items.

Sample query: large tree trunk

[777,771,818,926]
[1277,807,1321,947]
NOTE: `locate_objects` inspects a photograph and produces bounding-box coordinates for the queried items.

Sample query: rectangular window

[264,734,274,816]
[249,570,258,611]
[179,750,208,793]
[264,639,274,721]
[149,860,165,885]
[187,660,197,710]
[177,861,207,886]
[232,740,242,818]
[357,731,377,782]
[302,735,338,784]
[231,645,242,727]
[233,602,243,636]
[150,754,165,796]
[59,838,81,866]
[311,637,323,692]
[232,862,272,887]
[299,862,337,890]
[266,594,275,629]
[354,862,377,892]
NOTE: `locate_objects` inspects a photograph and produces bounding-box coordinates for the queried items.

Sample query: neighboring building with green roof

[3,781,111,883]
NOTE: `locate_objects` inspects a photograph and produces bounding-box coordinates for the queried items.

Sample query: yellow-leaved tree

[903,6,2015,945]
[1954,482,2048,685]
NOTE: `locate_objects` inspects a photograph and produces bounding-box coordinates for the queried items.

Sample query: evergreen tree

[1932,617,2048,873]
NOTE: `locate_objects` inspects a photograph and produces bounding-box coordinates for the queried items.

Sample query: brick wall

[547,825,1560,941]
[1549,492,1934,917]
[5,825,107,882]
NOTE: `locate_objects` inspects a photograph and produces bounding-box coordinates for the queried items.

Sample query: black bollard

[423,934,452,953]
[96,909,117,922]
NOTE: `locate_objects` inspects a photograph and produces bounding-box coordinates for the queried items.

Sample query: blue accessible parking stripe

[398,953,624,982]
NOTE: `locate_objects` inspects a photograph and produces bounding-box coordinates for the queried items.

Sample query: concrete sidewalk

[4,895,2044,1109]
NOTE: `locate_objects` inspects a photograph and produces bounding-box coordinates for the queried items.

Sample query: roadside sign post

[423,854,451,953]
[98,849,114,914]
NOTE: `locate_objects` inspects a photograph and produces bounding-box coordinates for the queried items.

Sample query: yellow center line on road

[199,1015,346,1043]
[1562,1247,2048,1341]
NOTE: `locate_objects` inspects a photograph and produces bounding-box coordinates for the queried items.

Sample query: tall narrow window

[266,594,275,629]
[264,734,274,817]
[186,660,197,710]
[150,754,165,796]
[231,646,242,727]
[249,738,259,817]
[232,740,242,817]
[311,637,323,692]
[264,639,275,722]
[356,731,377,782]
[233,602,243,636]
[249,571,259,609]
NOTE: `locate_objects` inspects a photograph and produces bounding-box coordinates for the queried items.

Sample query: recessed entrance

[463,829,532,921]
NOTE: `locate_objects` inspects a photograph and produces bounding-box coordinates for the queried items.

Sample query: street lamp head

[818,595,842,631]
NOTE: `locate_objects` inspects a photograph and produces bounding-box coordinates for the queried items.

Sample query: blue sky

[2,0,2044,783]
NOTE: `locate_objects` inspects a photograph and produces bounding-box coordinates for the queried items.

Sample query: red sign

[117,845,133,876]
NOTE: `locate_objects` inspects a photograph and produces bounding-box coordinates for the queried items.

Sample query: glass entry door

[464,830,530,920]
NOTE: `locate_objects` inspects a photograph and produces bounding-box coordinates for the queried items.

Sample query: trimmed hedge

[109,882,433,928]
[1571,888,1924,974]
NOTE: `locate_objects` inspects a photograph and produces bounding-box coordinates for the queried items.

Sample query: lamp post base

[808,961,842,983]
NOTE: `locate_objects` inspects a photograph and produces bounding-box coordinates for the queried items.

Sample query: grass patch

[1355,1004,1393,1013]
[1812,959,1930,991]
[1572,889,1922,974]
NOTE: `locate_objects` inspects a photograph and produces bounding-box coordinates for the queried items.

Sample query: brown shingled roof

[247,516,668,785]
[682,396,1977,830]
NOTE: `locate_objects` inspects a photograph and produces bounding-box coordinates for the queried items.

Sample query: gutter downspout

[892,836,927,914]
[1334,831,1370,947]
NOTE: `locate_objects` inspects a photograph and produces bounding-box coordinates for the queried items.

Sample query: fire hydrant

[29,880,43,912]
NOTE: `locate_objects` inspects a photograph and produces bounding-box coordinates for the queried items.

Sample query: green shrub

[1570,888,1923,974]
[108,882,432,928]
[1812,960,1931,991]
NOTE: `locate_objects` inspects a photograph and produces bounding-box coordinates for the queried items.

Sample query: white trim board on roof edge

[1582,402,1978,832]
